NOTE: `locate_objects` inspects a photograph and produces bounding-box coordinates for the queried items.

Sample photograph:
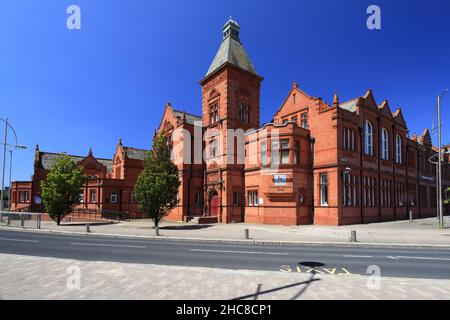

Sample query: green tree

[444,187,450,205]
[134,134,180,235]
[40,154,85,225]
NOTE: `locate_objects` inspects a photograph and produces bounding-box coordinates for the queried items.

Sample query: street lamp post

[437,90,448,229]
[0,117,27,217]
[0,118,8,213]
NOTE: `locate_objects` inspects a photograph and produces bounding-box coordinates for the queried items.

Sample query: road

[0,229,449,280]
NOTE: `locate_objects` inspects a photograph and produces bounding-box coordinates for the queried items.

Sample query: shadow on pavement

[59,222,117,227]
[298,261,325,268]
[160,225,213,230]
[231,274,320,300]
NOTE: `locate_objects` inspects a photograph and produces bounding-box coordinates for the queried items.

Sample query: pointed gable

[392,108,406,127]
[158,102,177,133]
[420,128,432,146]
[77,151,109,176]
[361,89,379,112]
[273,82,319,120]
[378,100,394,119]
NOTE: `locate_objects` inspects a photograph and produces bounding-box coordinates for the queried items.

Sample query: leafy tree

[444,187,450,205]
[134,134,180,235]
[40,154,85,225]
[1,188,8,201]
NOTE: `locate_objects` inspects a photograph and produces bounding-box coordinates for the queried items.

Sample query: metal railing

[0,211,42,229]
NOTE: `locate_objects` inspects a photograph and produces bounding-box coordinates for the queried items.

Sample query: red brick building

[10,18,450,225]
[10,140,148,219]
[159,18,450,225]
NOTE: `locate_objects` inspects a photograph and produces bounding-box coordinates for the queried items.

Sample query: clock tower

[200,18,263,222]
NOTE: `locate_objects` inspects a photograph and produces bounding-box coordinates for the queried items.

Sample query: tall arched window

[381,128,389,160]
[396,134,402,164]
[365,121,373,155]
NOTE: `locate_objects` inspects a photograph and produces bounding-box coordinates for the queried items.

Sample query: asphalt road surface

[0,229,449,280]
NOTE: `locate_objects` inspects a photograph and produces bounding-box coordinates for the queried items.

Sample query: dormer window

[210,102,219,125]
[238,102,249,124]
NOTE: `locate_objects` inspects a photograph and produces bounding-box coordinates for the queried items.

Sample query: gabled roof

[124,146,148,160]
[392,108,406,125]
[273,82,319,117]
[205,18,258,78]
[158,102,201,131]
[378,100,393,118]
[37,151,113,172]
[172,108,202,125]
[339,98,359,113]
[420,128,432,145]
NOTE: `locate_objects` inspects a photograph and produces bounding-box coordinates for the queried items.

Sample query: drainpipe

[406,144,409,219]
[241,166,245,222]
[309,136,315,224]
[358,126,364,224]
[377,117,382,222]
[417,146,421,218]
[392,125,397,220]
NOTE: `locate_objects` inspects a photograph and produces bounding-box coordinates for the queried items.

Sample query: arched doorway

[209,190,219,217]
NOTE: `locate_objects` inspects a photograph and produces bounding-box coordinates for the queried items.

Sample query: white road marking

[71,242,145,249]
[394,255,450,261]
[342,254,373,258]
[189,249,289,255]
[387,256,399,260]
[0,237,39,243]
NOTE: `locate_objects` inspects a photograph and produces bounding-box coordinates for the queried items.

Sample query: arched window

[396,134,402,164]
[381,128,389,160]
[364,121,373,155]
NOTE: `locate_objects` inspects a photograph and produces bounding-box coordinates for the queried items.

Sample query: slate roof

[339,99,358,113]
[172,109,202,126]
[38,152,113,172]
[205,18,258,77]
[124,147,149,160]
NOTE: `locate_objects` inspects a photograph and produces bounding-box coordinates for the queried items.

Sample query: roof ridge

[172,108,201,118]
[124,146,149,151]
[39,151,112,162]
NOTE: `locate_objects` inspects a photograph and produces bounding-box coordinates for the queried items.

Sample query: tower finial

[293,81,298,88]
[333,91,339,107]
[223,17,240,41]
[88,147,93,156]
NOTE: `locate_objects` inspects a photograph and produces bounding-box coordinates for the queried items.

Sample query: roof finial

[333,91,339,107]
[35,144,39,151]
[223,17,240,41]
[118,138,123,145]
[88,148,93,156]
[293,81,298,88]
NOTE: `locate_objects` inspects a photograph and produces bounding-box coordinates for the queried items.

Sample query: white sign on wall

[274,175,287,186]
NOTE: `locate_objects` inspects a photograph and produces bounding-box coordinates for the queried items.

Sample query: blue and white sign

[274,175,287,186]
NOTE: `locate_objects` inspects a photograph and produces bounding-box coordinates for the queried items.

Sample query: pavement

[1,252,449,300]
[1,229,449,300]
[2,215,450,247]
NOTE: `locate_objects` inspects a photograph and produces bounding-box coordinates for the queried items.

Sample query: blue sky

[1,0,449,182]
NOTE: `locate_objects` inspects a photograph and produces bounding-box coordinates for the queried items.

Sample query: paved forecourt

[0,253,449,300]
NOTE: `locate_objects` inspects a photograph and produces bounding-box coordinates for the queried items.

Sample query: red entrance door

[210,193,219,217]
